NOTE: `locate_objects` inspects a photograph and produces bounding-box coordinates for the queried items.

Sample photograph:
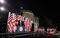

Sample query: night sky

[6,0,57,17]
[5,0,56,16]
[1,0,59,28]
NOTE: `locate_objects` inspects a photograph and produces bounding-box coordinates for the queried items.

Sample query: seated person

[38,27,45,33]
[47,28,56,35]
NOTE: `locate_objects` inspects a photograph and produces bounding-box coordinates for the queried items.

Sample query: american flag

[17,15,25,21]
[7,12,17,32]
[7,12,12,32]
[12,13,17,32]
[24,18,31,32]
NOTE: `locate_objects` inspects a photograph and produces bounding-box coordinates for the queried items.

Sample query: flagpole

[8,12,11,18]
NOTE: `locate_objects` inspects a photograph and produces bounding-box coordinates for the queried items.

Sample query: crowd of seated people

[34,27,57,35]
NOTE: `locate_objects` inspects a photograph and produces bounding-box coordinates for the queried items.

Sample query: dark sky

[6,0,57,16]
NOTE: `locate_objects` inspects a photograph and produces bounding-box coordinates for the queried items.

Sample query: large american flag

[7,12,17,32]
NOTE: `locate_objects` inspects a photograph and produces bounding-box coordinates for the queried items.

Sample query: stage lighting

[19,26,23,31]
[0,0,5,4]
[0,7,6,11]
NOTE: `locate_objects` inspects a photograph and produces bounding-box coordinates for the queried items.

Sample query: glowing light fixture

[0,0,5,4]
[19,26,23,31]
[0,7,6,11]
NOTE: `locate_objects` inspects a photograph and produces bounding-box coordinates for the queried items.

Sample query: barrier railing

[0,32,59,38]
